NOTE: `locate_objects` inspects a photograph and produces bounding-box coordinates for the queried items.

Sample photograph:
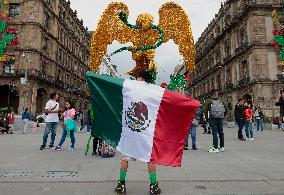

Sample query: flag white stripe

[117,79,165,162]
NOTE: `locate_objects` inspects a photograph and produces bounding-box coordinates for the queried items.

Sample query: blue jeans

[58,128,75,148]
[42,122,58,146]
[245,120,253,138]
[255,119,264,132]
[186,125,196,146]
[209,118,224,149]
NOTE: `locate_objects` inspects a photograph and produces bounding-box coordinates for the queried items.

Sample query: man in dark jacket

[234,98,246,141]
[275,89,284,130]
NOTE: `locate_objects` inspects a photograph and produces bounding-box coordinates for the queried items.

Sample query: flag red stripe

[150,90,200,167]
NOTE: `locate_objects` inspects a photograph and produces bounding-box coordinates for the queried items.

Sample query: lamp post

[7,82,11,110]
[21,52,32,111]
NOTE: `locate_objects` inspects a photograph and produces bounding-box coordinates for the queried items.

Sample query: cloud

[69,0,225,84]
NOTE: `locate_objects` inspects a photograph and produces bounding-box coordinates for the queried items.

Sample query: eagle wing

[89,2,135,72]
[158,2,196,71]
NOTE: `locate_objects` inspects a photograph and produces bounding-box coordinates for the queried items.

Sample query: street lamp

[7,82,11,110]
[22,52,31,83]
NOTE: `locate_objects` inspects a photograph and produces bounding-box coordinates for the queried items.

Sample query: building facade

[188,0,284,119]
[0,0,91,114]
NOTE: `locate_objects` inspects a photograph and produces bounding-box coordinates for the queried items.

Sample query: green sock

[149,172,157,184]
[120,169,127,181]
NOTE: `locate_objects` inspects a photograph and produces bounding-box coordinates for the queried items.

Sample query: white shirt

[45,100,59,122]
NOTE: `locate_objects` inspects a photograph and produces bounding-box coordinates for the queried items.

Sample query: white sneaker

[68,147,75,151]
[250,138,254,141]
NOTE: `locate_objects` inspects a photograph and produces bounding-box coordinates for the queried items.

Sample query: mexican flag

[86,71,200,167]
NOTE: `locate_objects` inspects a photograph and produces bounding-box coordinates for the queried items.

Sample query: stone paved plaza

[0,125,284,195]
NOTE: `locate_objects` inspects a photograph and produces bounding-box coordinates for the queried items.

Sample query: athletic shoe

[207,131,211,134]
[68,147,75,151]
[115,180,126,194]
[192,144,197,150]
[184,145,189,150]
[40,145,46,150]
[219,147,225,152]
[49,144,54,149]
[150,182,161,195]
[208,147,219,153]
[55,146,61,151]
[249,138,254,141]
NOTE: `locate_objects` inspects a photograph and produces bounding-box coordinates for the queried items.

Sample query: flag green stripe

[86,71,124,148]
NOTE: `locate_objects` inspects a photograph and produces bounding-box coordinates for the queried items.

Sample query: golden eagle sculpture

[89,2,195,77]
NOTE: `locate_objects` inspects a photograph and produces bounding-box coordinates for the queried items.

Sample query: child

[55,100,77,151]
[31,116,37,133]
[244,102,254,140]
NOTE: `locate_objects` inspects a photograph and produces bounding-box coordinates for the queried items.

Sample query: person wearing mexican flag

[86,69,200,195]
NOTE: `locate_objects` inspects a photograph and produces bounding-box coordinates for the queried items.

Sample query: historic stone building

[187,0,284,119]
[0,0,91,114]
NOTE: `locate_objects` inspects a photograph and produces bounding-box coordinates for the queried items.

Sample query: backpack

[210,99,225,118]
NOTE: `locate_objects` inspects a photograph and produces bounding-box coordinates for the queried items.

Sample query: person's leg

[93,137,99,155]
[185,127,190,149]
[148,162,157,184]
[260,119,264,131]
[191,125,196,147]
[58,128,67,147]
[50,122,58,146]
[148,162,161,194]
[218,118,224,148]
[210,119,218,149]
[70,130,75,148]
[245,121,250,139]
[249,122,253,139]
[120,160,128,178]
[23,120,29,134]
[236,118,244,140]
[42,122,52,146]
[256,119,260,132]
[79,124,86,132]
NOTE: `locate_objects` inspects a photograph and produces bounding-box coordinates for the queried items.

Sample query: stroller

[0,117,11,134]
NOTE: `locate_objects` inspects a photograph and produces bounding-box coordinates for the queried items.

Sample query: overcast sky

[69,0,225,83]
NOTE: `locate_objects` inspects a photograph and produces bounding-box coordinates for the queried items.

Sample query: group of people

[184,88,268,154]
[0,111,14,134]
[235,99,264,142]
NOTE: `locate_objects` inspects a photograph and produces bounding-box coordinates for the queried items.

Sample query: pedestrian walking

[79,107,91,132]
[55,100,77,151]
[254,107,264,132]
[244,102,254,140]
[204,89,227,153]
[22,108,30,134]
[275,89,284,131]
[40,93,61,150]
[234,98,246,141]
